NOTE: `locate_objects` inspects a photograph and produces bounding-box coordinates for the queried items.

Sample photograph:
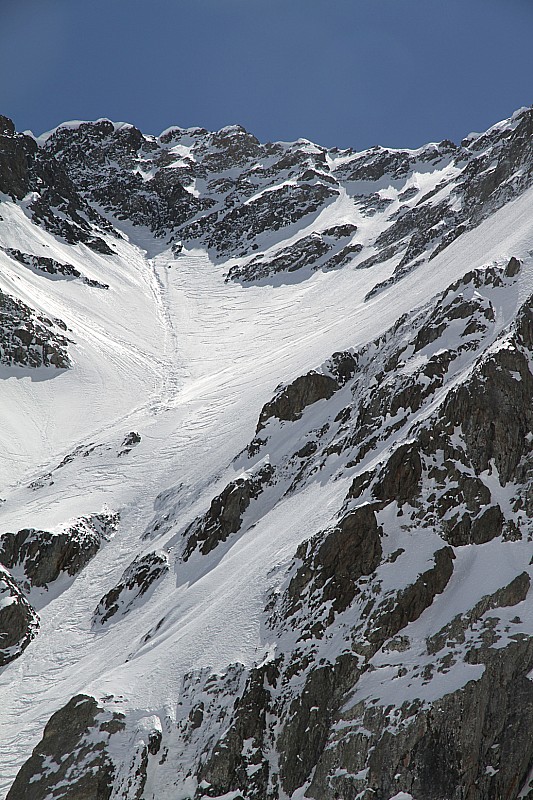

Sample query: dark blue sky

[2,0,533,150]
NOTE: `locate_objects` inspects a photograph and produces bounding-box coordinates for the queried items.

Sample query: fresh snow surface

[2,181,533,796]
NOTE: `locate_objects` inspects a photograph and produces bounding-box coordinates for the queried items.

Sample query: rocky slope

[1,109,533,800]
[5,107,533,289]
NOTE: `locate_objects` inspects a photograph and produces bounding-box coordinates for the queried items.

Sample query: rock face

[0,512,119,668]
[365,545,455,649]
[227,232,332,283]
[196,663,275,799]
[256,371,339,431]
[0,566,39,666]
[0,512,119,595]
[373,441,423,505]
[144,260,531,800]
[183,181,338,258]
[6,695,125,800]
[0,115,37,200]
[4,108,533,287]
[307,636,533,800]
[284,505,383,618]
[41,119,211,238]
[117,431,141,456]
[0,117,114,253]
[443,336,533,487]
[93,550,169,626]
[0,289,70,368]
[182,463,274,559]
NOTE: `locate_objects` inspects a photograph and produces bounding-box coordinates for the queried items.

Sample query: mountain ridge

[1,108,533,800]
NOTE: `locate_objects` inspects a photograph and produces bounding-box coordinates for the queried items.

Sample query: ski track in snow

[2,186,533,794]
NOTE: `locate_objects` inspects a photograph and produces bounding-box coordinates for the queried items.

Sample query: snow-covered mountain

[1,107,533,800]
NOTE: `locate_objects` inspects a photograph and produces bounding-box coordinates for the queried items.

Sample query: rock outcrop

[93,550,168,626]
[0,289,70,368]
[183,463,274,559]
[284,505,383,618]
[256,371,339,432]
[0,512,119,595]
[2,247,108,288]
[0,566,38,667]
[6,695,125,800]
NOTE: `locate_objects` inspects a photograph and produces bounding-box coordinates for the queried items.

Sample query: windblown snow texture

[1,108,533,800]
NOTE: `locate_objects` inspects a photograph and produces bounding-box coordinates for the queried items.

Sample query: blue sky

[2,0,533,150]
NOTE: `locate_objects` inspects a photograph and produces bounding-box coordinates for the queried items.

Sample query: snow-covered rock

[1,109,533,800]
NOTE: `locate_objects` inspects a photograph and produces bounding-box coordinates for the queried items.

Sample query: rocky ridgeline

[206,261,531,800]
[181,462,274,561]
[0,512,119,595]
[1,108,530,288]
[0,115,114,254]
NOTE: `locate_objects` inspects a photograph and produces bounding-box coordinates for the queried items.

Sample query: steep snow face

[0,110,533,800]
